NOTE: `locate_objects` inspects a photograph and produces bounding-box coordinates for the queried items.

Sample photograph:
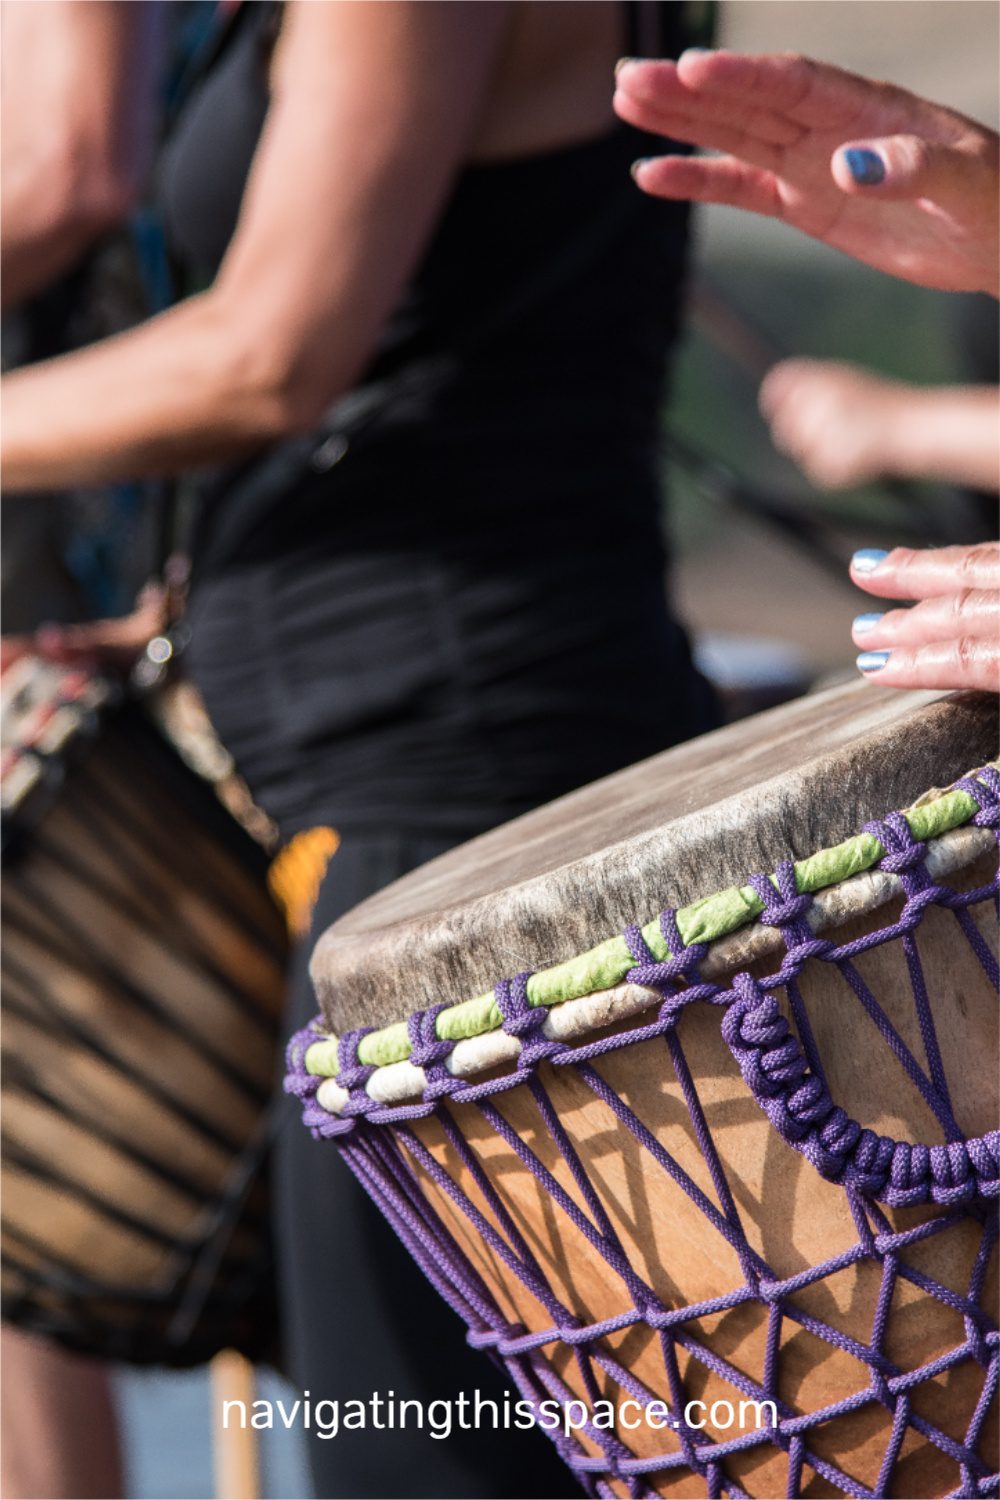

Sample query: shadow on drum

[2,659,289,1367]
[293,682,999,1498]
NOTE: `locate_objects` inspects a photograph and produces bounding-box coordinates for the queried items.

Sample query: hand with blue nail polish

[848,542,1000,693]
[614,51,999,295]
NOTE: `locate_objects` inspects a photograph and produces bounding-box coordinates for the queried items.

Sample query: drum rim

[288,759,1000,1211]
[296,758,998,1092]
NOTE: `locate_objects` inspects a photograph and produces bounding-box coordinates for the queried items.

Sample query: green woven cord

[304,771,994,1080]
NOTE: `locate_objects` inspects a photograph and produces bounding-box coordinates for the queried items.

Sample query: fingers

[620,50,876,132]
[759,357,848,445]
[831,133,970,200]
[850,543,1000,600]
[630,153,782,217]
[1,637,34,672]
[758,358,815,423]
[613,58,802,152]
[32,611,159,667]
[855,636,1000,693]
[852,590,999,650]
[32,624,101,668]
[614,92,759,159]
[759,360,908,489]
[850,544,1000,692]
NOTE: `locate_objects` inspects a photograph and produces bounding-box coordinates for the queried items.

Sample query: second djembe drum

[288,682,998,1497]
[2,656,288,1364]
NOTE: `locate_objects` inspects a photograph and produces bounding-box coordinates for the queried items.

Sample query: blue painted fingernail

[851,548,889,575]
[843,148,886,186]
[853,612,884,634]
[857,650,891,674]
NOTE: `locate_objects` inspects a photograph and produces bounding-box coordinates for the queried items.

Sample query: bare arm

[2,1,508,491]
[760,361,1000,493]
[1,0,164,310]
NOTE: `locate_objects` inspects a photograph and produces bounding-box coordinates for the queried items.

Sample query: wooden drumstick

[211,1351,259,1500]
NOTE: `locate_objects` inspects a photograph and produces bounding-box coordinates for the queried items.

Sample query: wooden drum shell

[308,683,999,1495]
[2,699,288,1365]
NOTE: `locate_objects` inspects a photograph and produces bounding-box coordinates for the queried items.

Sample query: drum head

[298,682,998,1498]
[312,683,998,1031]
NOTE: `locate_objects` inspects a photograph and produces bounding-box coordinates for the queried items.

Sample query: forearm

[883,385,1000,491]
[2,170,129,312]
[1,0,164,310]
[1,292,329,492]
[1,3,509,495]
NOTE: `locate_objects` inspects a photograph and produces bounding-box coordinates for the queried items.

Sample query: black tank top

[160,2,718,837]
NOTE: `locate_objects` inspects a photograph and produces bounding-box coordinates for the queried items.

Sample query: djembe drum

[288,682,998,1497]
[2,655,288,1364]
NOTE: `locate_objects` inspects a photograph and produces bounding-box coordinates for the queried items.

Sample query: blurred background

[668,0,999,691]
[19,1,994,1496]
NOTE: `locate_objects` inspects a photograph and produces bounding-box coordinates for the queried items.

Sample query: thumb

[831,134,956,200]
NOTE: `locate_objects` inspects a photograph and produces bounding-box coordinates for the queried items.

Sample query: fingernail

[843,148,886,186]
[630,158,654,179]
[853,612,884,634]
[615,57,639,77]
[857,650,891,674]
[851,548,889,575]
[681,47,713,57]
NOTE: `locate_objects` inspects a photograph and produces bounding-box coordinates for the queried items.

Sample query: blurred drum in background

[1,654,288,1365]
[290,681,998,1497]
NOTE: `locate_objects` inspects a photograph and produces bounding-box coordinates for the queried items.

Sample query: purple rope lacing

[285,770,1000,1497]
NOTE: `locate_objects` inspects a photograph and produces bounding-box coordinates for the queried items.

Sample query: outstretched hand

[615,51,999,296]
[851,543,999,693]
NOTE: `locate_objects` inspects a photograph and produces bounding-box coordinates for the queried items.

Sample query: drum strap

[268,825,340,938]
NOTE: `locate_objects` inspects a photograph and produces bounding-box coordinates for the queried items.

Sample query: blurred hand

[760,359,908,489]
[851,543,999,692]
[761,359,1000,493]
[19,579,171,674]
[615,51,1000,296]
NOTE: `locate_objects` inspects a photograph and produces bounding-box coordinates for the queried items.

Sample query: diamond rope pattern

[287,769,1000,1496]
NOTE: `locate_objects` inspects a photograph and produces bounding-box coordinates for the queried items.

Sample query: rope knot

[337,1026,376,1093]
[331,1027,379,1123]
[624,909,708,992]
[877,843,928,875]
[407,1003,458,1101]
[927,1142,976,1205]
[864,811,930,883]
[967,1133,1000,1197]
[956,766,1000,829]
[407,1004,452,1068]
[749,863,812,931]
[494,972,561,1065]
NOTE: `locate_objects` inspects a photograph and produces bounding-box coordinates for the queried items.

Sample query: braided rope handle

[720,972,999,1208]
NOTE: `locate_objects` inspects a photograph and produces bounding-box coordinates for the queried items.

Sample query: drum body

[291,683,998,1497]
[2,659,288,1365]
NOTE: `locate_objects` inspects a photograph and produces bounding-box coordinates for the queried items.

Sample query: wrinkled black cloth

[159,1,718,839]
[275,830,580,1498]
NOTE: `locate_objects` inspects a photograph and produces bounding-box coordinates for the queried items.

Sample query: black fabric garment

[159,0,718,839]
[276,831,580,1500]
[158,8,718,1494]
